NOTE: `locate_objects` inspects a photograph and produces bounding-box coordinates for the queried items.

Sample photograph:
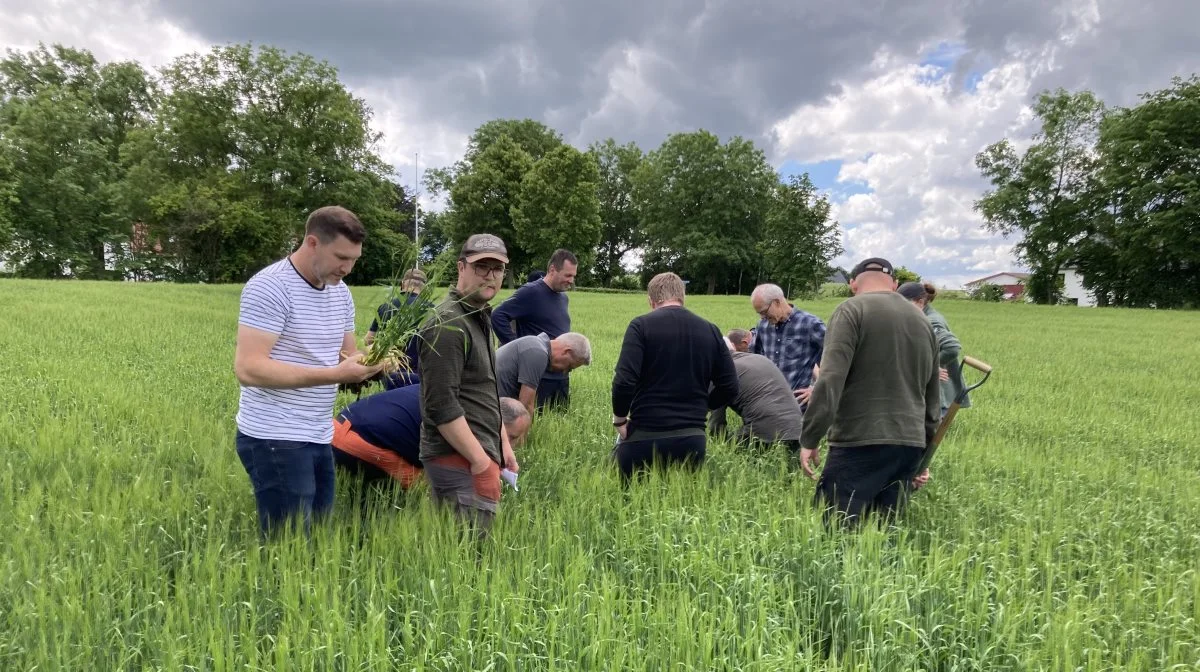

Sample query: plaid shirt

[750,306,826,391]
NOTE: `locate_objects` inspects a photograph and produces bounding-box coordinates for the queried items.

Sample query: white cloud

[770,44,1058,287]
[0,0,206,68]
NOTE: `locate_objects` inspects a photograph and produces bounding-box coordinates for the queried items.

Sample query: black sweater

[612,305,739,434]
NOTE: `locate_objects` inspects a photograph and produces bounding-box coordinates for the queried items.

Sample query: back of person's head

[723,336,735,351]
[922,282,938,304]
[848,257,897,293]
[527,270,546,283]
[499,397,529,427]
[548,249,577,271]
[897,281,928,303]
[647,272,686,306]
[557,332,592,365]
[305,206,366,244]
[726,328,751,344]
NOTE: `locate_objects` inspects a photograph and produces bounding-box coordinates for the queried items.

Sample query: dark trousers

[235,431,335,538]
[814,444,922,528]
[615,433,707,484]
[536,374,570,411]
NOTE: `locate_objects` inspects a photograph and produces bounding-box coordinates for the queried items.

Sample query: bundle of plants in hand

[359,254,444,376]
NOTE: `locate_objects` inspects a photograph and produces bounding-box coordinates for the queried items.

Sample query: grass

[1,279,1198,670]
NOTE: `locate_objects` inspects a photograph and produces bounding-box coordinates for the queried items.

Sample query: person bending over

[333,386,530,491]
[709,336,805,455]
[495,332,592,417]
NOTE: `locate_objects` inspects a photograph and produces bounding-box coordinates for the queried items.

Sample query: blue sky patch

[778,159,871,202]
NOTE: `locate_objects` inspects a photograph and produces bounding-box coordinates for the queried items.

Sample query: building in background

[964,272,1030,301]
[1058,265,1097,307]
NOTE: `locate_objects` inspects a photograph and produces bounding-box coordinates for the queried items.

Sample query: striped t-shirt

[235,257,356,444]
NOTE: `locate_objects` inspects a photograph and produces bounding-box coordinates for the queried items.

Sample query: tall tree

[974,89,1107,303]
[1097,75,1200,308]
[444,134,535,273]
[465,118,564,164]
[634,130,776,294]
[587,138,644,286]
[122,43,401,283]
[0,44,155,278]
[512,144,602,273]
[759,173,842,296]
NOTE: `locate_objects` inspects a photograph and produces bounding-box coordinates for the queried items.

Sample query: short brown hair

[549,249,577,271]
[647,272,686,305]
[305,206,366,244]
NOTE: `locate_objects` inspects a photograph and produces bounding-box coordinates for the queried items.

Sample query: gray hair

[556,332,592,365]
[499,397,529,427]
[752,283,785,303]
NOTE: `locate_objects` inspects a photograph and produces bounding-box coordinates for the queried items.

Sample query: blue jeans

[235,430,335,537]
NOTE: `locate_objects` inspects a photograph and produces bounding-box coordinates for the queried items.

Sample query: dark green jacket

[800,291,941,450]
[418,289,503,465]
[926,306,971,410]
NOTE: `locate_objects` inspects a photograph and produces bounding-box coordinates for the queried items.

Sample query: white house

[964,272,1030,300]
[1058,265,1097,307]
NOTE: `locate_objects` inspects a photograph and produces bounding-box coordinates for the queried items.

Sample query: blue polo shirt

[337,385,422,466]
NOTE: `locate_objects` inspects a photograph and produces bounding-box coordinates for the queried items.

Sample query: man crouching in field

[332,385,530,500]
[233,206,386,539]
[418,234,519,540]
[798,258,941,529]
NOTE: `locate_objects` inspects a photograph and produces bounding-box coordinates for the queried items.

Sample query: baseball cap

[897,281,926,300]
[460,233,509,264]
[401,268,427,284]
[850,257,894,279]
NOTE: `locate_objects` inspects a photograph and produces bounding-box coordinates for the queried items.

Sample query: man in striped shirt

[233,206,385,538]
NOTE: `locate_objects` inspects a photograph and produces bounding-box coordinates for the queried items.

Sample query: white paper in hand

[500,468,519,492]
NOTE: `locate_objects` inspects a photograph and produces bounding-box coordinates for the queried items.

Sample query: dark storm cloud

[139,0,1199,153]
[144,0,964,148]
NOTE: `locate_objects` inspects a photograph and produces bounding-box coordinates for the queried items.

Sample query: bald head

[849,270,898,295]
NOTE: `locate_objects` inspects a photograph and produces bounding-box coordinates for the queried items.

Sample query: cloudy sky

[3,0,1197,287]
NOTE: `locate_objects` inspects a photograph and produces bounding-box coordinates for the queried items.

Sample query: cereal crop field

[1,279,1198,670]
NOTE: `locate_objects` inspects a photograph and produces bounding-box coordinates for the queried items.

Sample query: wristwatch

[613,417,629,427]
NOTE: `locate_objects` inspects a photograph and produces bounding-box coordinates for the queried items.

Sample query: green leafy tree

[122,43,400,282]
[0,44,154,278]
[587,138,644,287]
[1097,75,1200,308]
[444,134,535,274]
[893,266,921,285]
[512,144,602,276]
[465,118,564,164]
[759,173,842,296]
[634,130,776,294]
[974,89,1107,304]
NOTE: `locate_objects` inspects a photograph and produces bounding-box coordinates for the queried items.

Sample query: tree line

[0,42,843,294]
[974,77,1200,309]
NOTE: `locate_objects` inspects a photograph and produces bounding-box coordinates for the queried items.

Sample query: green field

[2,279,1198,670]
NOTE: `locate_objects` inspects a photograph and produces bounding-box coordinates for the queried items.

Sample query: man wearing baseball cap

[366,267,431,389]
[798,257,942,528]
[417,234,518,540]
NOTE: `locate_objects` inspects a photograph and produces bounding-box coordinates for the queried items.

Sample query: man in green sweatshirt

[799,257,941,527]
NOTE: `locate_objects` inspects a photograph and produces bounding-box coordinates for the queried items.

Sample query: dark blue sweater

[491,279,571,343]
[337,385,422,466]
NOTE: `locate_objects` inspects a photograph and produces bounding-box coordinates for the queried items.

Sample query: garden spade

[914,355,994,475]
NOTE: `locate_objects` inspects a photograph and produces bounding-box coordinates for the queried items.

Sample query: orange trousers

[332,417,422,489]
